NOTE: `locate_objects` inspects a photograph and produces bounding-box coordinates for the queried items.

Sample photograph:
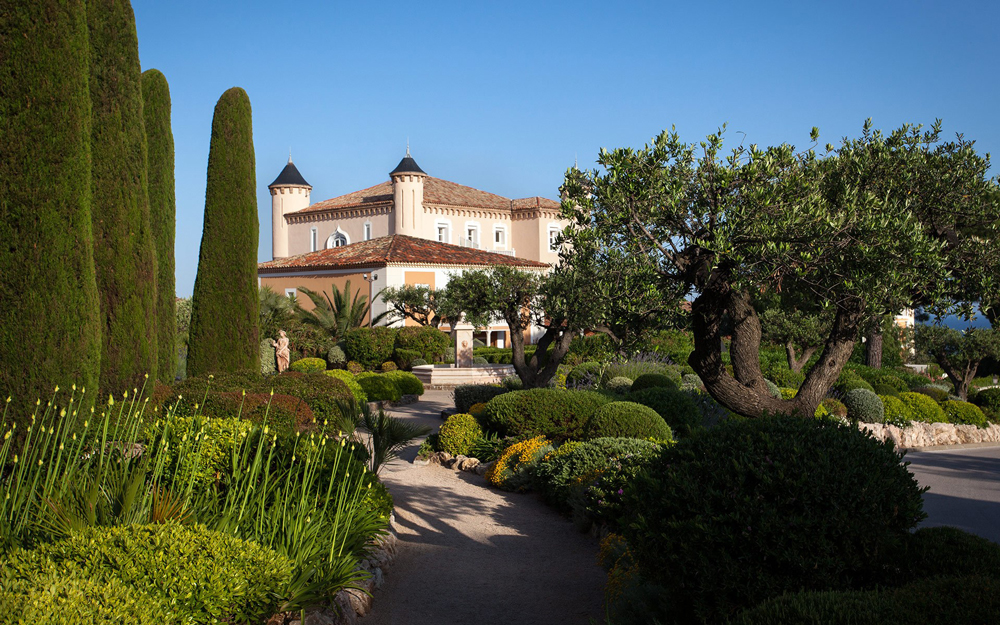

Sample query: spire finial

[406,138,410,158]
[288,148,293,164]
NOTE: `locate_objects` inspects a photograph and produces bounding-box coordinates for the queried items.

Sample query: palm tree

[296,280,389,340]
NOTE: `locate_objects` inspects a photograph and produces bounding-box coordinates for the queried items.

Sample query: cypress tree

[142,69,177,383]
[0,1,102,415]
[186,88,260,376]
[88,0,158,394]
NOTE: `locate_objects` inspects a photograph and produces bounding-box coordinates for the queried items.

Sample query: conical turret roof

[389,147,426,176]
[269,157,311,187]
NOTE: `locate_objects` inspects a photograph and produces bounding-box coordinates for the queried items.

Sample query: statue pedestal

[452,318,475,368]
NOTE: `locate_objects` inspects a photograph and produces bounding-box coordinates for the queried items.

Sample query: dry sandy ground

[363,390,606,625]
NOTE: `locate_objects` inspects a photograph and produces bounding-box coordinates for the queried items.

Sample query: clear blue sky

[133,0,1000,297]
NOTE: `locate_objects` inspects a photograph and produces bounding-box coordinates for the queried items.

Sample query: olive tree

[915,325,1000,400]
[561,121,1000,418]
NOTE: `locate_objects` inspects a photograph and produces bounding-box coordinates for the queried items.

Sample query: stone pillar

[452,315,475,368]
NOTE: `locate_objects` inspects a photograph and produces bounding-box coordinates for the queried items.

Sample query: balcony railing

[492,249,515,256]
[458,237,480,249]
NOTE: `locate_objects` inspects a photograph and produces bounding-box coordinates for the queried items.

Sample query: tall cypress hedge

[186,88,260,376]
[0,1,102,416]
[88,0,158,394]
[141,69,177,383]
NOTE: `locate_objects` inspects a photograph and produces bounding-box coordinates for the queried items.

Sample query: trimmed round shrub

[895,526,1000,581]
[913,385,949,403]
[501,375,524,390]
[586,402,672,440]
[486,436,553,492]
[411,358,428,367]
[567,361,604,388]
[822,397,848,418]
[346,361,364,375]
[383,370,424,396]
[899,392,947,423]
[394,326,451,361]
[356,373,401,402]
[343,327,398,369]
[681,373,702,388]
[393,348,421,370]
[289,357,326,374]
[880,395,913,428]
[873,383,901,397]
[764,379,782,398]
[602,361,680,385]
[454,384,508,413]
[482,389,612,441]
[534,437,661,510]
[843,388,884,423]
[380,361,397,372]
[629,387,702,438]
[472,356,489,366]
[941,400,988,428]
[468,402,487,417]
[605,376,633,393]
[973,387,1000,414]
[836,375,875,394]
[324,369,367,403]
[624,416,926,624]
[438,413,483,456]
[631,373,678,393]
[1,523,291,623]
[326,344,346,366]
[733,575,1000,625]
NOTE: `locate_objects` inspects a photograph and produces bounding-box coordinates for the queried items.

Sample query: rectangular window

[494,228,506,247]
[466,226,479,248]
[437,225,448,243]
[284,288,297,300]
[364,223,372,241]
[548,227,560,252]
[310,228,318,252]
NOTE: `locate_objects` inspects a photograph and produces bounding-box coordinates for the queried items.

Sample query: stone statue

[270,330,290,373]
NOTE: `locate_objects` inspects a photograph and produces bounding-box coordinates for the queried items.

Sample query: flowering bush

[486,436,553,492]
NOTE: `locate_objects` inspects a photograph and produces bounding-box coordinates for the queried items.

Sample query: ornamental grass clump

[438,414,483,456]
[486,436,553,492]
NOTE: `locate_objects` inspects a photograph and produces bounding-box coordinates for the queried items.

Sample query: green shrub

[586,402,672,440]
[393,348,421,370]
[324,369,367,403]
[160,390,314,434]
[899,392,948,423]
[187,88,258,380]
[394,326,450,361]
[472,356,489,365]
[605,376,634,393]
[343,327,398,368]
[380,361,397,372]
[568,333,616,362]
[631,373,678,393]
[836,374,875,394]
[624,416,926,624]
[681,373,703,388]
[454,384,509,413]
[486,436,552,492]
[258,372,353,425]
[849,365,910,392]
[843,388,884,423]
[941,400,989,428]
[383,370,424,396]
[764,379,782,398]
[913,385,949,402]
[893,367,934,390]
[873,383,901,397]
[629,386,703,438]
[822,397,848,418]
[0,568,162,624]
[567,361,604,388]
[769,368,806,389]
[732,575,1000,625]
[502,375,524,390]
[0,523,292,624]
[779,387,797,400]
[147,416,254,489]
[347,361,364,374]
[290,357,326,374]
[411,358,428,367]
[260,339,277,376]
[356,373,401,402]
[533,437,661,512]
[602,360,679,385]
[482,389,612,441]
[880,395,913,428]
[973,387,1000,415]
[894,526,1000,581]
[326,344,346,366]
[438,413,483,456]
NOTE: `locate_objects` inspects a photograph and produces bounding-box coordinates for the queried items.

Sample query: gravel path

[363,390,606,625]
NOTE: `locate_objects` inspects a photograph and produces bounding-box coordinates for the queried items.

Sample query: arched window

[327,231,348,248]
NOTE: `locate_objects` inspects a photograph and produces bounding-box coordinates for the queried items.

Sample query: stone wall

[860,421,1000,449]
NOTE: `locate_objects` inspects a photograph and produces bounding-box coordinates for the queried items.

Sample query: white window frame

[435,220,452,244]
[547,224,561,253]
[310,227,318,252]
[284,288,297,300]
[465,222,480,248]
[493,225,507,249]
[363,221,372,241]
[327,227,349,249]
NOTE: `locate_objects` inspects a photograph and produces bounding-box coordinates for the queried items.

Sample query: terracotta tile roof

[258,234,550,273]
[292,177,560,215]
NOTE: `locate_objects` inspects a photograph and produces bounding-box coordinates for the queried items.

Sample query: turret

[390,147,426,236]
[269,156,311,259]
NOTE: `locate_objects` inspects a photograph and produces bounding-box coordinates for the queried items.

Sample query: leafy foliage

[382,370,424,396]
[486,436,553,492]
[289,357,326,374]
[355,373,401,402]
[453,384,509,413]
[187,88,259,377]
[586,402,672,440]
[843,388,884,423]
[629,386,703,438]
[296,280,388,342]
[915,325,1000,400]
[941,400,988,428]
[343,327,398,369]
[324,369,367,403]
[482,389,612,441]
[623,416,926,624]
[879,395,913,428]
[899,392,947,423]
[438,413,483,456]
